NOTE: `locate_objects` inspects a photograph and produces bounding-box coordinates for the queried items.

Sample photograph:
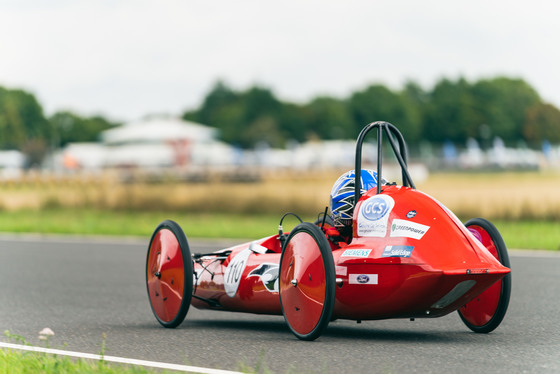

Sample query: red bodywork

[191,185,510,321]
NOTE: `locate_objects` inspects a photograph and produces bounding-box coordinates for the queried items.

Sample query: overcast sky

[1,0,559,122]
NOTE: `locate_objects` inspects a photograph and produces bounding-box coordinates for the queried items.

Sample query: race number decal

[357,195,395,237]
[224,248,251,297]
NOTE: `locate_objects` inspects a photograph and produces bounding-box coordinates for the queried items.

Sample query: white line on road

[0,342,245,374]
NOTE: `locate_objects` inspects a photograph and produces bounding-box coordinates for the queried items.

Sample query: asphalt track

[1,234,559,373]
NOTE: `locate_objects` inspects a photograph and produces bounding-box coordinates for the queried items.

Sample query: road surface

[1,235,559,373]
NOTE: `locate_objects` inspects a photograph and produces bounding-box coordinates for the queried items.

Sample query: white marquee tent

[58,117,226,169]
[101,117,217,145]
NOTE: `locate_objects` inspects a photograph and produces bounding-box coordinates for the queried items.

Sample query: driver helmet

[330,169,383,227]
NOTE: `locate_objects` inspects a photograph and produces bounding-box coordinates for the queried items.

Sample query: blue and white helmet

[330,169,383,227]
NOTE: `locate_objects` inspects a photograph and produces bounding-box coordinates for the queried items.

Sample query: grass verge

[0,208,558,250]
[0,209,315,239]
[1,331,261,374]
[0,349,157,374]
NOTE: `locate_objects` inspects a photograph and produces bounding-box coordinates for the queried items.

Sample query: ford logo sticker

[357,274,370,284]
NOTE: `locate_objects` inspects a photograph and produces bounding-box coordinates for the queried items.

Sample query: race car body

[146,121,511,340]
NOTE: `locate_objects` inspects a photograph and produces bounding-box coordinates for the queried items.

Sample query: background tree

[49,111,118,147]
[523,103,560,146]
[0,86,53,167]
[238,86,285,148]
[184,81,306,148]
[0,86,51,150]
[185,77,555,149]
[348,84,422,143]
[184,80,245,145]
[276,102,307,143]
[303,96,354,140]
[423,78,479,144]
[471,77,540,143]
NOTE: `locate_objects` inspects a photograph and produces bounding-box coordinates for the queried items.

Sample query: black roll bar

[354,121,416,205]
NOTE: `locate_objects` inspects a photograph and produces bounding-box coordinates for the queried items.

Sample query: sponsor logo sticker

[357,195,395,237]
[349,274,378,285]
[382,245,415,258]
[341,248,372,258]
[406,210,417,218]
[335,266,348,276]
[390,219,430,240]
[248,263,279,293]
[357,274,370,283]
[361,196,392,220]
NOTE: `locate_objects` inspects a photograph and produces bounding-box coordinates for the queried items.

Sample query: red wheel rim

[459,225,502,326]
[280,231,326,335]
[147,228,185,323]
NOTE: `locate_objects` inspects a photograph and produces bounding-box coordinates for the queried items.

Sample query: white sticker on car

[248,263,279,293]
[390,219,430,240]
[341,249,372,258]
[357,195,395,237]
[335,266,348,276]
[224,248,251,297]
[349,274,378,285]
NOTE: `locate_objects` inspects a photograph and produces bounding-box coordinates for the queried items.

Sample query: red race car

[146,121,511,340]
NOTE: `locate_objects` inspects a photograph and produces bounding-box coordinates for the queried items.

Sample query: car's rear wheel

[459,218,511,333]
[146,220,193,328]
[279,222,336,340]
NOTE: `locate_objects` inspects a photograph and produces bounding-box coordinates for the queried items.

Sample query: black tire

[146,220,193,328]
[459,218,511,333]
[279,222,336,340]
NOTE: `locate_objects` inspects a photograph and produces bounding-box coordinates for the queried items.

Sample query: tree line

[0,86,118,166]
[1,76,559,166]
[183,77,560,149]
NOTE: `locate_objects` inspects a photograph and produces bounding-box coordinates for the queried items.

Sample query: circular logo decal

[362,197,391,221]
[357,274,370,284]
[406,210,417,219]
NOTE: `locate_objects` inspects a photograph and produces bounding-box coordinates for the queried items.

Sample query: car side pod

[346,121,511,331]
[146,220,193,328]
[329,185,510,323]
[279,222,336,341]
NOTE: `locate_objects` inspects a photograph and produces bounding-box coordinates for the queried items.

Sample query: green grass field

[0,208,558,250]
[1,171,559,250]
[0,209,313,239]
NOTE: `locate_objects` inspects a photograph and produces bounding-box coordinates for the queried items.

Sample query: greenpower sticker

[390,219,430,240]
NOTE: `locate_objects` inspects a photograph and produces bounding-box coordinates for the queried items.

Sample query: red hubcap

[280,232,326,335]
[147,229,185,323]
[460,226,502,326]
